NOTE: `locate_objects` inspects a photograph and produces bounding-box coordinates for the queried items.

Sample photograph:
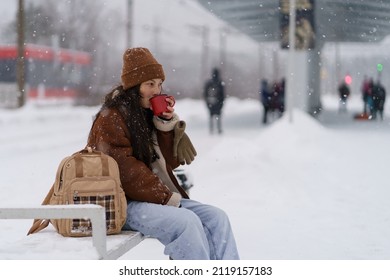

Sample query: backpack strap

[27,219,50,235]
[27,184,54,235]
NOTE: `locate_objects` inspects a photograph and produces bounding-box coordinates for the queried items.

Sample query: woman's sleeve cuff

[166,192,182,207]
[153,113,180,131]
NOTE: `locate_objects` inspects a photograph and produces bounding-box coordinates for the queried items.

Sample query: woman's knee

[203,205,231,229]
[171,208,204,232]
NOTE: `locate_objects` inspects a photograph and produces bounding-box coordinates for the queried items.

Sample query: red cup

[150,94,175,116]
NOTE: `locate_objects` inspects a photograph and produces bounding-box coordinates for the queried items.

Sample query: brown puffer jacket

[87,107,189,206]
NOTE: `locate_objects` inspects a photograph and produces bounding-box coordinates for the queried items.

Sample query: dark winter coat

[372,83,386,111]
[260,80,271,107]
[338,83,350,100]
[87,107,189,205]
[204,75,225,115]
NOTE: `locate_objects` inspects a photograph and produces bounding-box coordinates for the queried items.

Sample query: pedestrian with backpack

[371,81,386,120]
[338,81,350,113]
[259,79,271,124]
[204,68,225,134]
[87,48,239,260]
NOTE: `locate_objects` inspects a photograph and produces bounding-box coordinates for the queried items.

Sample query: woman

[87,47,239,260]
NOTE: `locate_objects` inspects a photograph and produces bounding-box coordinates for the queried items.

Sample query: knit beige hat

[121,47,165,90]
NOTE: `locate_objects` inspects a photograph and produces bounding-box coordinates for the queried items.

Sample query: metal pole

[16,0,25,108]
[219,27,227,76]
[287,0,296,123]
[187,25,209,91]
[258,44,263,81]
[201,26,209,86]
[152,20,160,55]
[273,48,279,81]
[127,0,134,47]
[335,42,341,89]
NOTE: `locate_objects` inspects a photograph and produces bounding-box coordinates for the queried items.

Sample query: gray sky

[0,0,258,53]
[1,0,17,24]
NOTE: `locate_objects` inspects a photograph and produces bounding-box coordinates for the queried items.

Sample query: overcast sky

[0,0,126,27]
[1,0,16,24]
[0,0,258,53]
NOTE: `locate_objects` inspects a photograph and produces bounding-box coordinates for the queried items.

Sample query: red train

[0,44,91,107]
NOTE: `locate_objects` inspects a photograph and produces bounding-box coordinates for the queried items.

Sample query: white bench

[0,205,145,260]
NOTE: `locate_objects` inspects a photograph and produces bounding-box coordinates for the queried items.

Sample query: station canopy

[196,0,390,44]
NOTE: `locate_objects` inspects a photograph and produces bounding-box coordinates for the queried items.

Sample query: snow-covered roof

[197,0,390,44]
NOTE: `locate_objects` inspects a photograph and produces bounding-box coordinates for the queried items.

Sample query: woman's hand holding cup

[150,94,175,119]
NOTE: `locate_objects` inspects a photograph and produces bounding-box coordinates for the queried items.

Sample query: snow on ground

[0,93,389,260]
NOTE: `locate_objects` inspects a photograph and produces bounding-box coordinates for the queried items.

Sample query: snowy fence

[0,205,144,259]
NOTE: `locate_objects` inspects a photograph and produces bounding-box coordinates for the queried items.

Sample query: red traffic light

[344,75,352,85]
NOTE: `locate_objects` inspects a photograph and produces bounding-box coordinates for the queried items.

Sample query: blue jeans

[123,198,240,260]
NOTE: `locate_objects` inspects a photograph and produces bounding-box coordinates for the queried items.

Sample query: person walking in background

[361,76,372,114]
[204,68,225,134]
[260,78,284,124]
[271,78,286,118]
[259,79,271,124]
[371,81,386,120]
[87,48,239,260]
[279,78,285,111]
[338,81,350,113]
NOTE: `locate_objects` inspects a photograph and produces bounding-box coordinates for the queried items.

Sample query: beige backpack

[27,147,127,237]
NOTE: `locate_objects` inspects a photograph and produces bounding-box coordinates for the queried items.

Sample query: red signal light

[344,75,352,85]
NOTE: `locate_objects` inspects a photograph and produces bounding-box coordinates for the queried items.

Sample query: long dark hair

[96,85,156,167]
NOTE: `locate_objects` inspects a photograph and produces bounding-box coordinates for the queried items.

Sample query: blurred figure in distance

[204,68,225,134]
